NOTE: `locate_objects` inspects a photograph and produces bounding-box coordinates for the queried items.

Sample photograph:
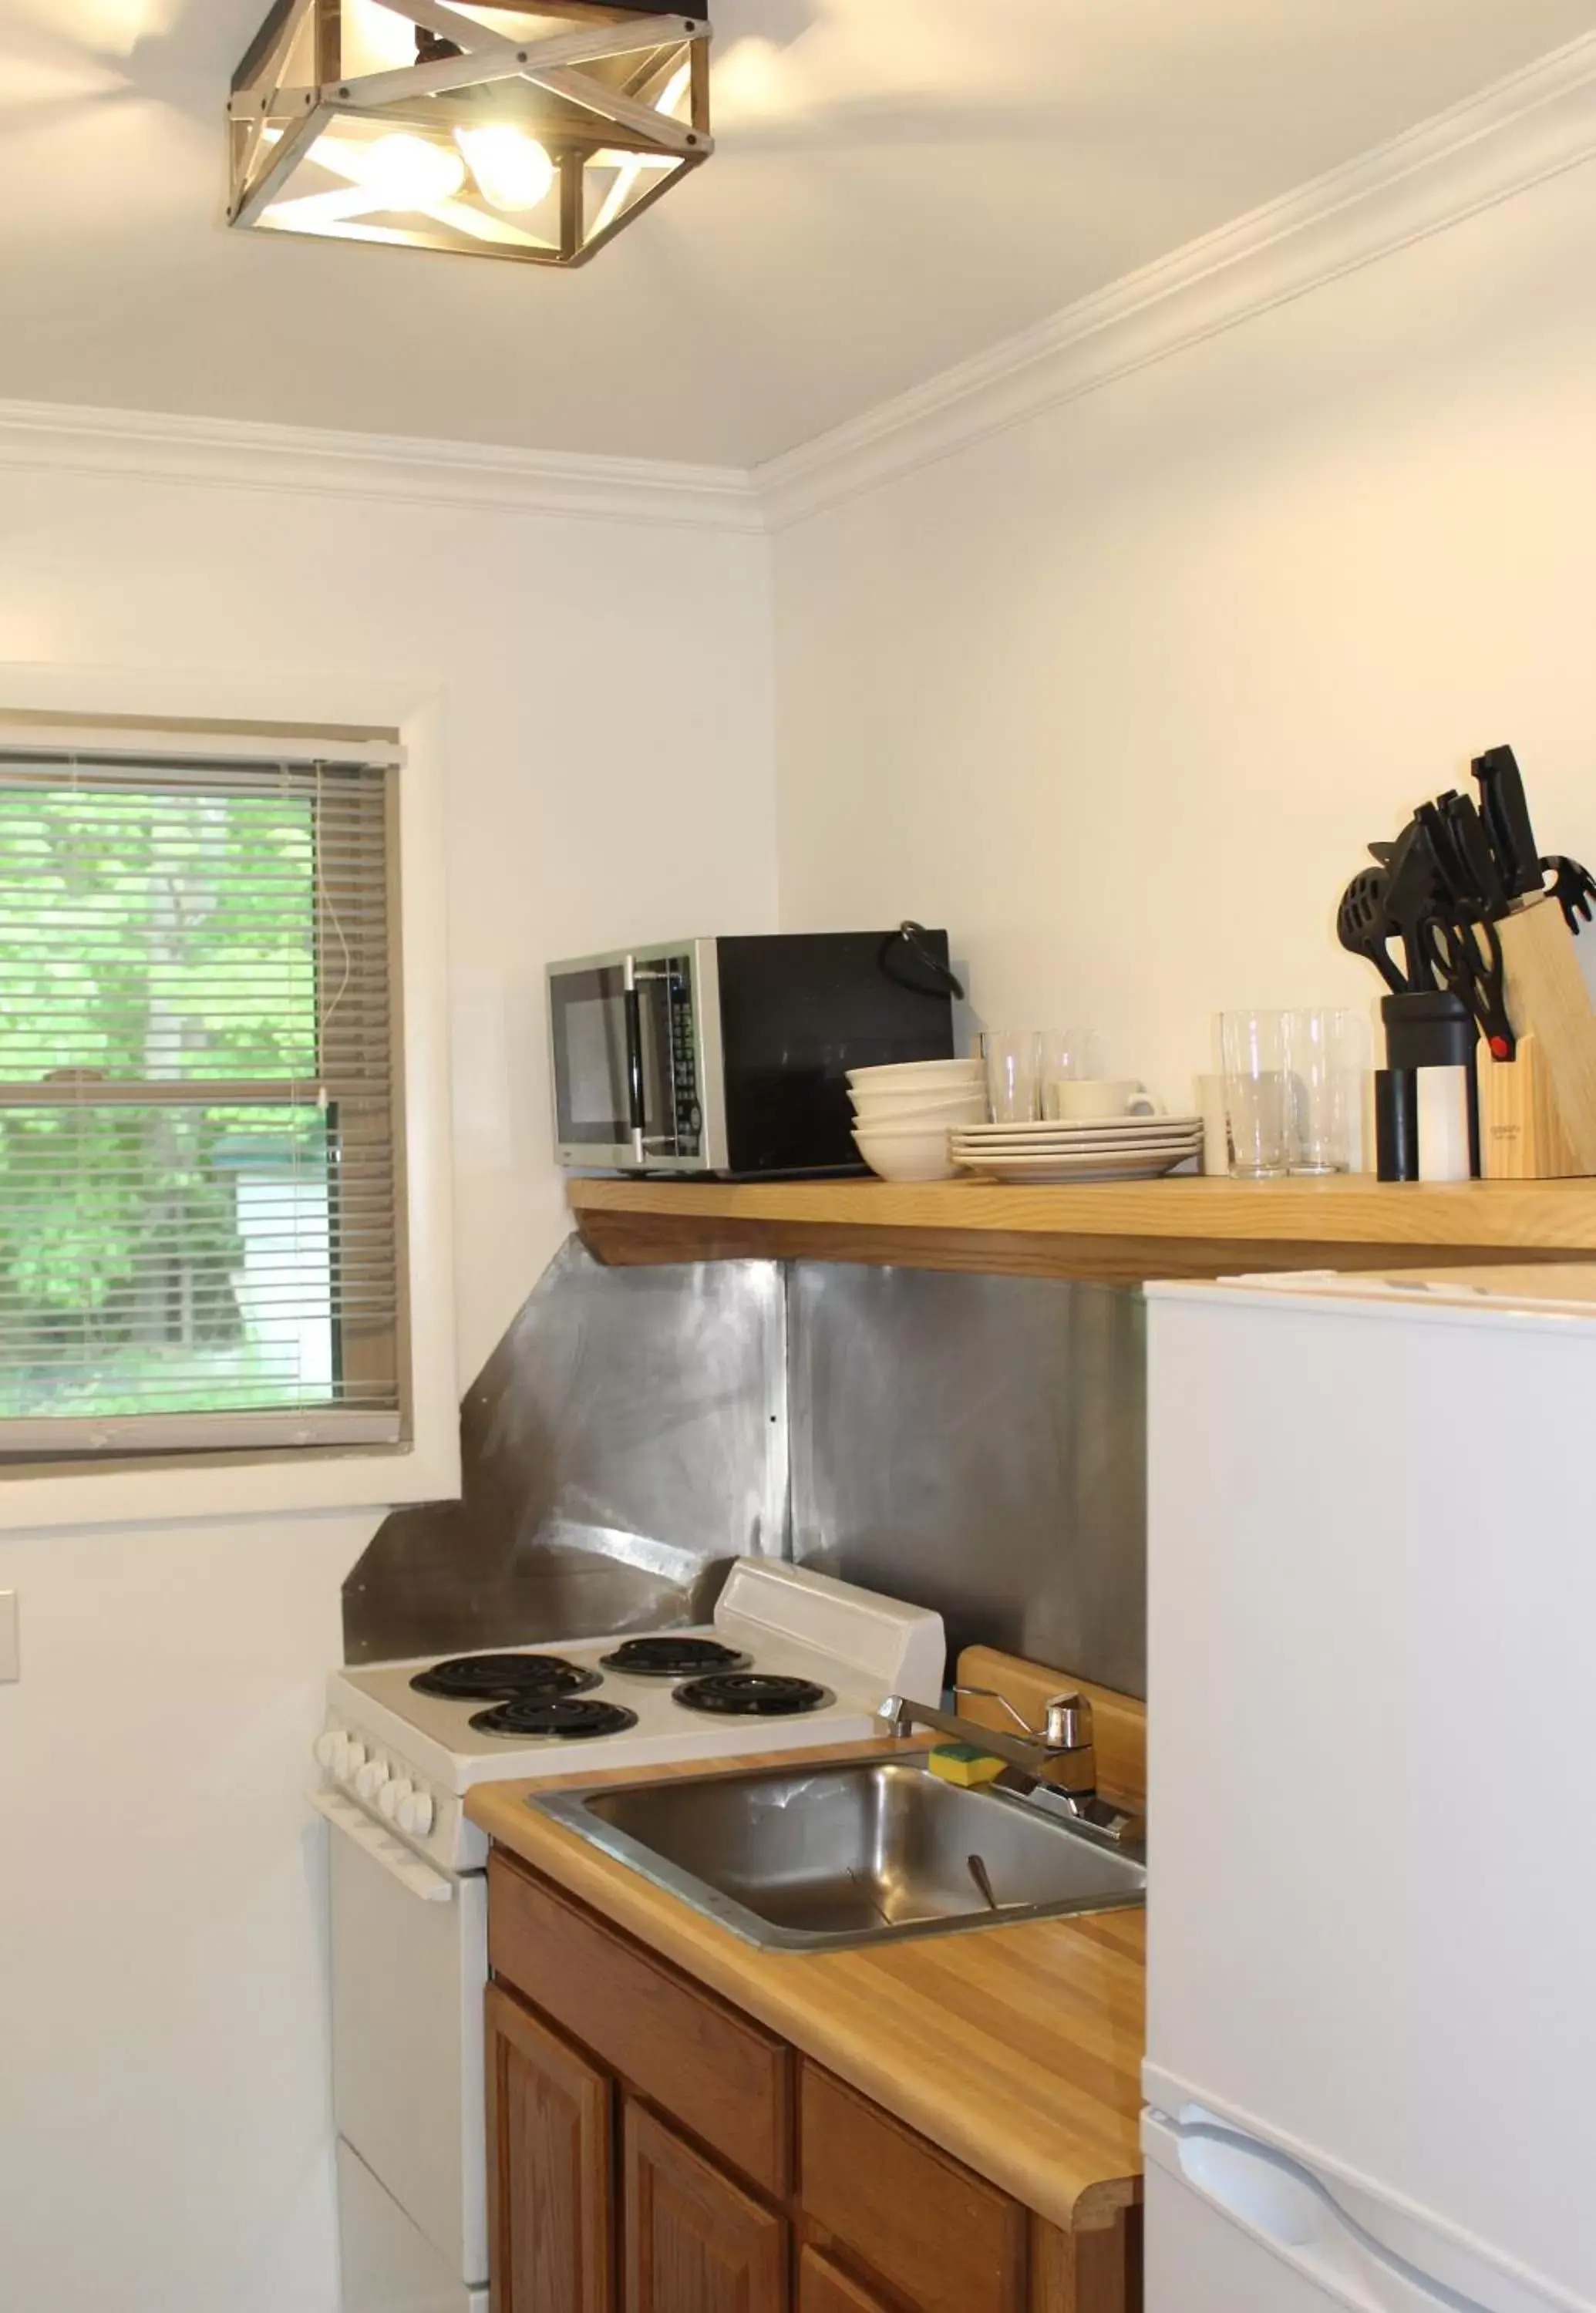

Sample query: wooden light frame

[228,0,713,267]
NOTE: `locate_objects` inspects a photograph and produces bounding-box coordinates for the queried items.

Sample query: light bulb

[455,124,555,214]
[654,60,693,121]
[359,133,466,211]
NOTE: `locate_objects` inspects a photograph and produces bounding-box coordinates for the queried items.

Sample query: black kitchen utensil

[1416,800,1478,920]
[1421,914,1516,1061]
[1472,746,1545,901]
[1382,820,1447,992]
[1374,1069,1419,1181]
[1436,790,1508,920]
[1337,868,1407,995]
[1543,855,1596,937]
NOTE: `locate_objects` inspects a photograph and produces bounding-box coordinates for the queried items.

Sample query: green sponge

[926,1742,1005,1789]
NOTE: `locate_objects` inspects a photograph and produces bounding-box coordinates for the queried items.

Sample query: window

[0,731,406,1457]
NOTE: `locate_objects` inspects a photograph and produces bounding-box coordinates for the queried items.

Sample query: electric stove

[314,1556,946,1875]
[313,1557,944,2313]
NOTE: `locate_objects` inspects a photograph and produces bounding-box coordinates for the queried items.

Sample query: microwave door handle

[621,953,646,1163]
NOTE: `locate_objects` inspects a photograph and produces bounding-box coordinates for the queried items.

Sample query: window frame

[0,674,460,1532]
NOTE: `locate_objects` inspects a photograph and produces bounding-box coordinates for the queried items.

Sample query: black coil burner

[469,1697,639,1741]
[599,1636,753,1679]
[672,1673,833,1719]
[410,1653,601,1702]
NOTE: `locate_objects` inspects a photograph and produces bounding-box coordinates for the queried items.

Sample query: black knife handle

[1416,801,1474,917]
[1438,791,1507,918]
[1472,746,1544,901]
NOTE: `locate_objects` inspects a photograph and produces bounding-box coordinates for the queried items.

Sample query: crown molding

[0,398,763,534]
[4,35,1595,540]
[756,31,1596,531]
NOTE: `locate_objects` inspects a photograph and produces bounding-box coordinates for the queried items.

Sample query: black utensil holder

[1379,993,1480,1180]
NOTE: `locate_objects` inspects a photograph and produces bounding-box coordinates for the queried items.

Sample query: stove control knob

[328,1734,359,1779]
[313,1731,341,1772]
[355,1756,387,1801]
[399,1788,435,1837]
[377,1777,412,1821]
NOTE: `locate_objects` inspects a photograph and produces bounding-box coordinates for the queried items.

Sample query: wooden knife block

[1479,1034,1580,1177]
[1482,897,1596,1178]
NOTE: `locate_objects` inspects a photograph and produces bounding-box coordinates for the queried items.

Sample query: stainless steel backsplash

[345,1240,1147,1695]
[343,1240,788,1662]
[786,1264,1146,1695]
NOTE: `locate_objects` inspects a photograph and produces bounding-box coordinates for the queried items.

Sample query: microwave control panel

[666,956,702,1156]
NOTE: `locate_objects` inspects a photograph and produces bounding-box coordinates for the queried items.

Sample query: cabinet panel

[490,1853,793,2196]
[625,2101,786,2313]
[798,2247,893,2313]
[1030,2210,1142,2313]
[487,1984,613,2313]
[800,2065,1025,2313]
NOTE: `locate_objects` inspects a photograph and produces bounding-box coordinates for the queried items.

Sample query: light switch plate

[0,1591,17,1682]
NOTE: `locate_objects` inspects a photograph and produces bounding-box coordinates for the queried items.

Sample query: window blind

[0,741,406,1455]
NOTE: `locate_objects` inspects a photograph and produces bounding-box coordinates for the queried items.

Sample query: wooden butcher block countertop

[467,1681,1146,2236]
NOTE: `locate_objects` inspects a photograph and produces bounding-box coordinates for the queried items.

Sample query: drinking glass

[1285,1008,1357,1175]
[1221,1010,1292,1178]
[982,1030,1041,1124]
[1039,1028,1105,1116]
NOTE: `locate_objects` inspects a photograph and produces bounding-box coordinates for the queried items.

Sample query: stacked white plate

[951,1113,1204,1184]
[849,1058,985,1181]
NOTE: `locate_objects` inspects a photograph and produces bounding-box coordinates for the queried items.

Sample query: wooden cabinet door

[797,2248,894,2313]
[624,2100,786,2313]
[800,2065,1025,2313]
[490,1855,793,2197]
[487,1983,614,2313]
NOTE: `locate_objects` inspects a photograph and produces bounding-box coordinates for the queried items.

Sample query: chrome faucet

[876,1688,1144,1849]
[954,1683,1094,1772]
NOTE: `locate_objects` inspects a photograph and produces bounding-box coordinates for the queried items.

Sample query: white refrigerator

[1143,1263,1596,2313]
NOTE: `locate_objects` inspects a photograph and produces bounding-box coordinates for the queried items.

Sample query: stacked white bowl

[848,1058,986,1181]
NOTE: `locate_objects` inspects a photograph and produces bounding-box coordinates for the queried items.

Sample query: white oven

[316,1793,488,2313]
[313,1560,947,2313]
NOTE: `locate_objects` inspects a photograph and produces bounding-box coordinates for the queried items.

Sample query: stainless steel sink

[534,1756,1146,1951]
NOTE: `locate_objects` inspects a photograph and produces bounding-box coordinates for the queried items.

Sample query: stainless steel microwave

[547,930,958,1176]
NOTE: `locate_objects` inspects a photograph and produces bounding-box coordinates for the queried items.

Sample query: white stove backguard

[713,1556,947,1702]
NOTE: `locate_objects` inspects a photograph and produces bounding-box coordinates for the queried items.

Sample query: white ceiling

[0,0,1592,467]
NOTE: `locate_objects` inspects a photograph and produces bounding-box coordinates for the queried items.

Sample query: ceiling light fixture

[228,0,712,268]
[454,121,554,212]
[359,127,467,207]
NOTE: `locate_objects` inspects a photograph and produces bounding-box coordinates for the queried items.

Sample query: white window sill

[0,1432,462,1534]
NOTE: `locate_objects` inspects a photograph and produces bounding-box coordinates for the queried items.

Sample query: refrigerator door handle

[1167,2119,1487,2311]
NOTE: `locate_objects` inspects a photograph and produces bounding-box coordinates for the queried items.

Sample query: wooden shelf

[567,1173,1596,1284]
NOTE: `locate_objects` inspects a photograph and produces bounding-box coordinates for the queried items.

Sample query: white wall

[773,154,1596,1109]
[0,462,774,2313]
[9,121,1596,2313]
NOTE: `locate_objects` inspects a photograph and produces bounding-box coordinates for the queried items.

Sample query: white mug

[1045,1078,1157,1122]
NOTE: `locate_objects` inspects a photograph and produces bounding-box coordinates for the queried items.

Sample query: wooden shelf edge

[566,1175,1596,1283]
